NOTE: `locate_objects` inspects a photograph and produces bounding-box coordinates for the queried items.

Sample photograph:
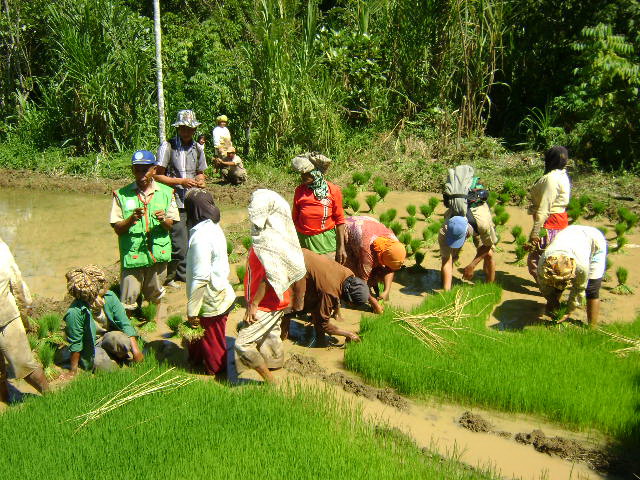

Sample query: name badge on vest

[125,199,137,210]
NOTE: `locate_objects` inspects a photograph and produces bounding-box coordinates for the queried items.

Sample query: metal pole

[153,0,166,143]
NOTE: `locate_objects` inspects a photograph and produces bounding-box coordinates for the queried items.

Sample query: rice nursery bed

[1,358,496,480]
[345,283,640,445]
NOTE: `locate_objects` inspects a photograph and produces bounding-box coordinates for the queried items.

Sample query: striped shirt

[157,137,207,208]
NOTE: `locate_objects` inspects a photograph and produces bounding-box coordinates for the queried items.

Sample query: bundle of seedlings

[494,212,510,226]
[510,225,523,243]
[365,194,380,213]
[352,171,371,187]
[578,195,592,210]
[597,226,608,238]
[236,265,246,285]
[428,197,440,211]
[419,204,433,221]
[614,235,628,253]
[487,191,497,208]
[406,205,417,217]
[603,257,612,282]
[497,192,510,204]
[342,184,358,200]
[348,198,360,213]
[422,226,436,245]
[598,330,640,357]
[71,367,196,430]
[390,221,403,236]
[614,222,627,238]
[612,267,633,295]
[408,238,422,257]
[405,215,417,230]
[514,244,527,266]
[166,314,205,343]
[241,236,252,251]
[373,180,389,201]
[393,289,496,353]
[591,200,606,218]
[398,232,412,247]
[549,302,570,324]
[29,313,66,351]
[618,207,639,232]
[226,239,234,255]
[567,198,583,223]
[493,204,505,216]
[414,251,425,269]
[378,209,397,227]
[38,342,59,380]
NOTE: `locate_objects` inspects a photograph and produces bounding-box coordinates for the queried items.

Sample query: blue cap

[131,150,156,165]
[445,216,469,249]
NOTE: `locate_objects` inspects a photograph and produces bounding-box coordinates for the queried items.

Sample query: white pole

[153,0,166,143]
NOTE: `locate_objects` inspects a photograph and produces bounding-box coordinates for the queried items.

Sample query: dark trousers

[167,208,188,282]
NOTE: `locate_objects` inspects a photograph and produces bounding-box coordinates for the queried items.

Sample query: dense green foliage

[0,359,496,480]
[1,0,638,169]
[345,283,640,443]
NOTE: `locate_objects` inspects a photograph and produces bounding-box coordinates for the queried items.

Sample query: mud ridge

[284,354,409,411]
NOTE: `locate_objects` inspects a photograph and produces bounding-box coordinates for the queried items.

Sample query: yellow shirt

[527,169,570,238]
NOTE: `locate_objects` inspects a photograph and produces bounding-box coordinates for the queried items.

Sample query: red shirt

[244,248,290,312]
[292,182,345,236]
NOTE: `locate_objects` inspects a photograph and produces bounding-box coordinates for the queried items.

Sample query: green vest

[115,182,174,269]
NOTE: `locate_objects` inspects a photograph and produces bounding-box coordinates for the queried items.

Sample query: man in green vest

[110,150,179,316]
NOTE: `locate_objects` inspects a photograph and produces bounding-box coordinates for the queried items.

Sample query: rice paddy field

[344,283,640,446]
[1,357,497,480]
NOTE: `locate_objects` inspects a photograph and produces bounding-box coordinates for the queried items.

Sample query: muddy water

[3,187,638,479]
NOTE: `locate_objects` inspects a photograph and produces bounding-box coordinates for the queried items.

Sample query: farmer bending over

[62,266,143,378]
[284,249,367,346]
[0,238,49,402]
[439,165,497,291]
[111,150,178,316]
[537,225,607,328]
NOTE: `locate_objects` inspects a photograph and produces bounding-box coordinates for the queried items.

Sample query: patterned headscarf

[308,170,329,200]
[66,265,108,312]
[541,255,576,290]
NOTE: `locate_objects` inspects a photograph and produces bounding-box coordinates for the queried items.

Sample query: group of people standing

[0,107,610,398]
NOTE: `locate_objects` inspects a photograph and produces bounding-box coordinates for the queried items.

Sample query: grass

[345,283,640,443]
[0,359,497,480]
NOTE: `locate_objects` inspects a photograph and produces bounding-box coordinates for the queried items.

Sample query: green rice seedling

[617,206,632,223]
[37,342,58,379]
[365,194,380,213]
[373,184,389,201]
[0,357,500,480]
[428,221,442,236]
[139,321,157,333]
[414,251,425,268]
[390,221,403,236]
[510,225,523,242]
[166,315,183,334]
[28,333,39,351]
[141,303,157,323]
[597,226,608,237]
[604,257,613,282]
[385,208,397,222]
[226,239,233,255]
[409,238,422,256]
[578,195,592,209]
[501,180,516,194]
[515,234,527,246]
[345,283,640,443]
[342,184,358,200]
[406,205,417,217]
[623,212,639,232]
[550,302,570,323]
[612,267,633,295]
[614,222,628,237]
[373,176,385,189]
[349,198,360,213]
[398,232,412,246]
[419,204,433,220]
[514,244,526,265]
[495,212,510,226]
[493,204,505,216]
[41,313,63,333]
[487,191,497,208]
[35,317,49,340]
[178,322,205,342]
[614,236,628,253]
[351,172,367,186]
[236,265,246,284]
[539,228,548,238]
[378,211,390,226]
[591,201,606,218]
[567,198,583,222]
[497,192,510,204]
[405,216,417,230]
[428,197,440,210]
[422,227,433,242]
[241,236,252,251]
[514,187,527,205]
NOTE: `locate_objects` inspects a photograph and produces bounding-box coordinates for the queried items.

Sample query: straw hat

[172,110,201,128]
[541,255,576,290]
[216,115,228,124]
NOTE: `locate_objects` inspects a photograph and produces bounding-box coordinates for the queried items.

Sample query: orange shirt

[292,182,345,236]
[244,248,290,312]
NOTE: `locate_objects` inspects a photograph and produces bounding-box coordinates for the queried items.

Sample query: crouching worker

[235,190,306,384]
[285,249,367,346]
[537,225,607,328]
[0,239,49,402]
[185,189,234,377]
[110,150,179,316]
[440,165,497,291]
[63,266,143,377]
[215,147,247,185]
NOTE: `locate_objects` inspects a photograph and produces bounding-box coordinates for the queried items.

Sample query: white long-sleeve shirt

[0,240,32,328]
[527,169,571,237]
[212,126,233,156]
[186,220,236,317]
[538,225,607,308]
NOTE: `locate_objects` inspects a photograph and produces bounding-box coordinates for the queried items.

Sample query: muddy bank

[284,354,409,411]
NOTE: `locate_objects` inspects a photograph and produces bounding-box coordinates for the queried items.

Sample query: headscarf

[248,189,306,299]
[308,170,329,200]
[66,265,108,312]
[185,188,221,230]
[372,237,406,271]
[541,254,576,290]
[341,276,369,305]
[544,146,569,174]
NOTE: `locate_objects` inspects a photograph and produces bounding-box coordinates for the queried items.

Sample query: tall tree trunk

[153,0,166,143]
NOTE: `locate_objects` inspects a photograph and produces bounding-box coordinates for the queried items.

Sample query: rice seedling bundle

[28,333,39,351]
[615,236,628,253]
[226,239,233,255]
[549,302,570,323]
[40,313,62,333]
[422,227,434,242]
[398,232,412,246]
[345,283,640,442]
[578,195,592,209]
[342,184,358,200]
[0,358,497,479]
[428,221,442,235]
[373,176,385,189]
[242,236,252,251]
[612,267,633,295]
[349,198,360,213]
[178,322,205,342]
[140,303,157,323]
[352,172,371,186]
[514,187,527,205]
[493,204,505,216]
[405,216,417,229]
[428,197,440,210]
[365,194,379,213]
[35,318,49,340]
[236,265,247,284]
[409,238,422,256]
[373,184,389,201]
[591,200,606,217]
[614,222,628,237]
[139,321,157,333]
[514,244,526,264]
[406,205,417,217]
[487,191,497,208]
[497,192,510,204]
[419,204,433,220]
[37,342,59,380]
[390,221,403,236]
[495,212,509,226]
[414,251,425,268]
[624,212,639,231]
[604,257,613,282]
[385,208,397,222]
[515,234,527,246]
[510,225,522,242]
[166,315,183,334]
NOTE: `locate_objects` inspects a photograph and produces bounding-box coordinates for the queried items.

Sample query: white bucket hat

[172,109,201,128]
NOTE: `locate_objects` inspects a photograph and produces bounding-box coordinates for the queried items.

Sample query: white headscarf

[248,189,306,299]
